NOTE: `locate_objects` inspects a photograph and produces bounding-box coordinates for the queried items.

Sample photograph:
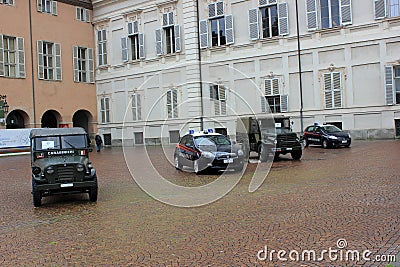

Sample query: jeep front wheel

[32,179,42,207]
[291,150,302,160]
[89,175,98,202]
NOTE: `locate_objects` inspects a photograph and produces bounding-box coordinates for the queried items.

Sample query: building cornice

[56,0,93,10]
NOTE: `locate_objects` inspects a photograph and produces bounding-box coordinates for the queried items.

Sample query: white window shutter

[248,8,260,40]
[121,37,128,62]
[174,25,181,52]
[132,95,137,121]
[385,66,394,105]
[225,14,234,44]
[138,33,145,59]
[306,0,318,30]
[52,0,57,15]
[259,0,268,6]
[280,95,289,112]
[339,0,352,25]
[333,72,342,108]
[173,89,178,118]
[54,43,62,81]
[220,86,227,115]
[374,0,387,19]
[216,2,224,16]
[169,12,174,26]
[265,79,272,95]
[37,0,42,12]
[272,78,280,95]
[0,35,4,77]
[37,40,44,80]
[155,28,163,56]
[137,94,142,120]
[73,46,79,82]
[162,13,169,27]
[261,96,267,113]
[166,90,172,118]
[85,9,90,22]
[324,73,333,109]
[278,2,289,36]
[128,21,139,35]
[87,48,94,83]
[208,3,216,18]
[199,20,209,48]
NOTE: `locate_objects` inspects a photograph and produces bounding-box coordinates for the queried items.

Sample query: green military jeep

[30,128,98,207]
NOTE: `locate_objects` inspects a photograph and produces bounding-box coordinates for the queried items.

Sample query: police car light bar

[189,129,195,134]
[208,129,213,133]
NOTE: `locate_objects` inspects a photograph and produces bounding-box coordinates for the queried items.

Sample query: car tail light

[35,153,44,159]
[79,150,86,156]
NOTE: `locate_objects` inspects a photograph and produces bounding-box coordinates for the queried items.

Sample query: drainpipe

[295,0,304,133]
[196,0,204,131]
[28,0,37,128]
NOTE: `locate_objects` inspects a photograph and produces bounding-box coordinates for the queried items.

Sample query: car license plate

[342,140,347,143]
[286,148,292,151]
[61,183,73,188]
[224,159,233,163]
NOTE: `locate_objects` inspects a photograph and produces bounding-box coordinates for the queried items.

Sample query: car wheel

[32,178,42,207]
[193,160,200,175]
[89,174,98,202]
[291,150,302,160]
[174,156,183,170]
[322,139,329,149]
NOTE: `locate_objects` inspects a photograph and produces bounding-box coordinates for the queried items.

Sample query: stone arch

[6,109,30,129]
[41,110,62,128]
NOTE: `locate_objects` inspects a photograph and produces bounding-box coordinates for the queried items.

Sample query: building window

[1,0,14,5]
[169,130,180,143]
[76,7,90,22]
[210,84,227,115]
[121,21,145,62]
[166,89,178,118]
[73,46,94,83]
[260,5,279,38]
[134,132,144,145]
[395,66,400,104]
[132,93,142,121]
[389,0,400,17]
[199,2,234,48]
[261,78,289,113]
[323,72,342,109]
[97,29,107,66]
[37,40,61,81]
[37,0,57,15]
[306,0,352,30]
[0,35,25,78]
[155,12,181,55]
[100,97,110,124]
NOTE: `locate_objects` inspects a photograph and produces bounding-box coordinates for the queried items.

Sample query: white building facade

[92,0,400,145]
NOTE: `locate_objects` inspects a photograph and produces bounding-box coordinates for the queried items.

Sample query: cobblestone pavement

[0,140,399,266]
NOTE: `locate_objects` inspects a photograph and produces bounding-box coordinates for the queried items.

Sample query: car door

[314,127,323,144]
[304,126,314,144]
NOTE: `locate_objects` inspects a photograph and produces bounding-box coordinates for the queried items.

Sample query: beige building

[0,0,97,136]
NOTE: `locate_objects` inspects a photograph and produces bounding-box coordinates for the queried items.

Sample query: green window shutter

[17,37,25,78]
[73,46,79,82]
[37,0,42,12]
[87,48,94,83]
[138,33,145,59]
[0,35,4,77]
[121,37,128,62]
[174,25,181,53]
[54,43,62,81]
[52,0,57,15]
[261,96,267,113]
[199,20,209,49]
[281,95,289,112]
[85,9,90,22]
[37,40,44,80]
[225,15,234,45]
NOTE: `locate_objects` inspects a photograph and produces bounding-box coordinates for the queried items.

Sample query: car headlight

[329,135,338,140]
[76,164,85,172]
[88,163,93,169]
[32,167,41,175]
[237,149,244,157]
[46,166,55,175]
[348,133,351,138]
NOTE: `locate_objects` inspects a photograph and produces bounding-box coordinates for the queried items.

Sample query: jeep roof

[30,128,87,138]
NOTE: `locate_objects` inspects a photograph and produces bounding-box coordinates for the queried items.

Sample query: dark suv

[30,128,98,207]
[302,124,351,149]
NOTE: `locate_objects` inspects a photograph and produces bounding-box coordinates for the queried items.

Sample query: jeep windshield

[34,135,87,150]
[321,125,342,133]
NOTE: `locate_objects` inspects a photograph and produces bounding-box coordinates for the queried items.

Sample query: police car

[174,130,245,174]
[302,123,351,149]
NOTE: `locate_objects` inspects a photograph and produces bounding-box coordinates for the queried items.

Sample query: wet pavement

[0,140,399,266]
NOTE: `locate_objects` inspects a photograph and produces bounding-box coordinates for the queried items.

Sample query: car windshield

[34,135,86,150]
[322,125,342,133]
[194,135,231,146]
[275,127,292,134]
